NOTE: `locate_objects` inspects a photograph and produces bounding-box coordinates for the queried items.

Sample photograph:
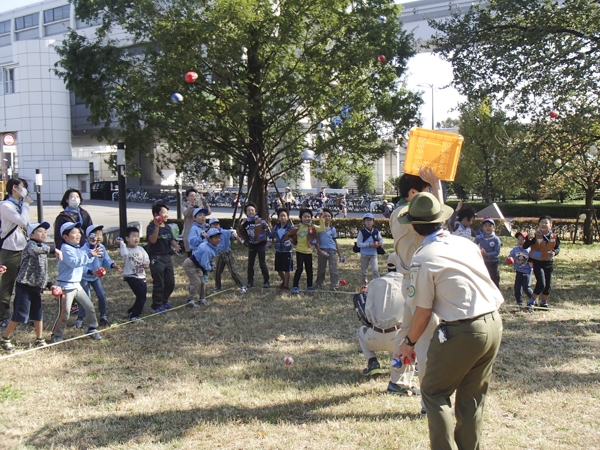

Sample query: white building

[0,0,464,200]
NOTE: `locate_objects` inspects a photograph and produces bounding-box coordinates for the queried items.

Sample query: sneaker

[239,286,247,294]
[362,360,383,376]
[85,328,102,340]
[1,336,14,352]
[291,287,299,294]
[151,306,166,313]
[0,318,9,329]
[307,286,314,291]
[35,338,48,348]
[330,286,338,292]
[263,281,270,288]
[70,304,79,315]
[128,316,143,323]
[314,284,323,290]
[420,407,427,416]
[527,298,536,311]
[387,382,421,396]
[211,287,222,292]
[540,302,549,308]
[74,318,84,329]
[361,286,368,293]
[517,301,524,307]
[27,319,35,327]
[203,274,209,282]
[163,302,173,310]
[99,315,110,327]
[246,282,253,288]
[186,299,197,307]
[51,334,63,343]
[199,298,209,306]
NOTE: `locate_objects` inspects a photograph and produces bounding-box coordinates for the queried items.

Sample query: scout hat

[397,192,453,225]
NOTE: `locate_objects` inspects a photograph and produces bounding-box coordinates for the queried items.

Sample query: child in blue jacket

[182,228,221,307]
[507,231,533,306]
[76,225,122,328]
[209,218,246,294]
[474,216,501,287]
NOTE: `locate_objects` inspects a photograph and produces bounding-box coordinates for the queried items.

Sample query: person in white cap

[74,225,122,328]
[283,187,294,211]
[394,192,503,450]
[357,252,418,396]
[1,222,58,351]
[356,212,383,291]
[183,227,222,307]
[51,222,104,342]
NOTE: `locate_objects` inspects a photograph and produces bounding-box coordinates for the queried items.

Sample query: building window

[44,5,70,23]
[0,20,10,47]
[15,13,39,31]
[2,68,15,95]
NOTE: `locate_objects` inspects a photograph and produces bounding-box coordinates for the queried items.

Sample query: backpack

[0,200,21,250]
[353,292,372,327]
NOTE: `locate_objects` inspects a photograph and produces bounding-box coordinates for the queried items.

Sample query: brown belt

[372,322,402,334]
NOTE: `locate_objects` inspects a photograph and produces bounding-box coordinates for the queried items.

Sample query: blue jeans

[79,278,107,318]
[514,271,533,304]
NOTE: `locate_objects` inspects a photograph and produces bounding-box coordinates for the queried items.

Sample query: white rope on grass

[0,288,235,361]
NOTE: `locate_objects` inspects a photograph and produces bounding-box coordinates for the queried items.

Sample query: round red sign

[3,133,15,146]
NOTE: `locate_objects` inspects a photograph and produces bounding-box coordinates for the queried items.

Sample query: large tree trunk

[583,186,595,245]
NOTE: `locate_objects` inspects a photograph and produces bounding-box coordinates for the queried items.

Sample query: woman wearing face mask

[0,178,33,329]
[53,189,93,249]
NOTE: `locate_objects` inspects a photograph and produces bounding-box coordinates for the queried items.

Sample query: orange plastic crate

[403,127,464,181]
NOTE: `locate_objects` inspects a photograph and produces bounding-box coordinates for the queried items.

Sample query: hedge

[445,201,598,219]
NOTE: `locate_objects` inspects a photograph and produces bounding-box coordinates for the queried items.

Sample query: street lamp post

[35,169,43,222]
[417,83,435,130]
[117,142,127,238]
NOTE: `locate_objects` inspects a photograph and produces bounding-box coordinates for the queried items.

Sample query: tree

[431,0,600,242]
[436,117,460,129]
[56,0,422,218]
[354,164,376,195]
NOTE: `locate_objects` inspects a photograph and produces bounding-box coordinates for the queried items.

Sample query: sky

[1,0,462,128]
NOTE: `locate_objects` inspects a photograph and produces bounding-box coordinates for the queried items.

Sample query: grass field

[0,237,599,449]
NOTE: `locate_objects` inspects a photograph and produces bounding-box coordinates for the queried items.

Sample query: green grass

[0,238,599,449]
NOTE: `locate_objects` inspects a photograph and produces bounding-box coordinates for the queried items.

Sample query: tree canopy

[56,0,421,217]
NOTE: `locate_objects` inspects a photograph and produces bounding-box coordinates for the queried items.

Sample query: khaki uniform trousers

[357,326,412,387]
[422,311,502,450]
[183,258,206,301]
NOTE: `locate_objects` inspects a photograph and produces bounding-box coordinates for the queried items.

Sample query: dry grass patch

[0,238,599,449]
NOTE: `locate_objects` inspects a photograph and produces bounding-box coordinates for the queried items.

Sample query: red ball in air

[377,55,386,63]
[185,71,198,83]
[549,110,559,119]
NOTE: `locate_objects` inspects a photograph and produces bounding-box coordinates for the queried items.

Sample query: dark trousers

[247,244,269,285]
[293,252,313,288]
[0,249,22,320]
[514,271,533,304]
[125,277,147,317]
[215,250,244,289]
[149,254,175,309]
[532,262,553,296]
[484,261,499,288]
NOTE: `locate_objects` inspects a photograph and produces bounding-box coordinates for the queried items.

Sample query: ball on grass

[284,356,294,366]
[554,158,562,167]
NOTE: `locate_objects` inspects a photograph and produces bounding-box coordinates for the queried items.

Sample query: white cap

[86,224,104,237]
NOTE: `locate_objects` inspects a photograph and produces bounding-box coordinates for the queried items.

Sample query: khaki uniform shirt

[365,272,405,329]
[390,204,422,276]
[407,232,504,322]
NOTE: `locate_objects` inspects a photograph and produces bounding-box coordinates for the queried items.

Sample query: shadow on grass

[25,392,422,448]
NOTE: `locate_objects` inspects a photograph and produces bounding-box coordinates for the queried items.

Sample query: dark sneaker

[307,286,314,291]
[263,281,270,288]
[540,302,549,308]
[387,381,421,395]
[420,407,427,416]
[291,287,299,294]
[362,360,383,376]
[74,319,84,329]
[99,315,110,327]
[526,298,536,311]
[85,328,102,340]
[35,338,48,348]
[186,299,197,308]
[51,334,63,343]
[199,298,209,306]
[239,286,248,294]
[1,336,14,352]
[128,315,143,323]
[163,302,173,310]
[246,282,253,288]
[211,287,222,292]
[517,301,523,307]
[151,306,166,313]
[0,318,10,329]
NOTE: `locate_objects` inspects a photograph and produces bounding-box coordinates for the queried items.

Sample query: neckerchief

[64,206,83,225]
[422,229,450,247]
[6,196,22,214]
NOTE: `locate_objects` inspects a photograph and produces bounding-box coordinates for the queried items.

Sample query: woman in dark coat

[53,189,93,249]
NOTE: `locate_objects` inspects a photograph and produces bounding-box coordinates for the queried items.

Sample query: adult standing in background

[182,188,211,256]
[395,192,503,450]
[283,187,294,211]
[0,178,32,328]
[53,189,93,249]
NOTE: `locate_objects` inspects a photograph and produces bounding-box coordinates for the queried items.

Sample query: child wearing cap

[183,228,222,306]
[187,207,210,256]
[315,208,344,291]
[288,208,323,294]
[356,213,383,291]
[270,208,294,291]
[507,231,533,307]
[208,218,246,294]
[182,188,211,256]
[117,227,150,322]
[474,217,501,287]
[51,222,103,342]
[75,225,122,328]
[146,202,181,313]
[523,215,560,309]
[1,222,58,351]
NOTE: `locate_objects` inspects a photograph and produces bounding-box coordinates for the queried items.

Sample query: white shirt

[0,199,30,251]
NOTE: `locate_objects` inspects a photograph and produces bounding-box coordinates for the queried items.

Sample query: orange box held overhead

[403,127,464,181]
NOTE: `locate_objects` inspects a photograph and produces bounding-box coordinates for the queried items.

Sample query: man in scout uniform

[394,192,504,450]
